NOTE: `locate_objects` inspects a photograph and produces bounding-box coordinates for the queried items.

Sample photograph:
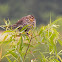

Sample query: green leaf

[58,39,62,46]
[13,25,23,31]
[20,36,23,51]
[51,18,62,25]
[7,18,11,25]
[25,35,30,42]
[2,30,13,34]
[6,56,11,62]
[40,52,46,62]
[4,19,8,25]
[13,60,16,62]
[0,25,6,29]
[15,51,23,62]
[53,59,60,62]
[53,28,59,37]
[17,36,23,51]
[3,34,8,41]
[20,25,29,32]
[39,26,45,35]
[7,51,23,62]
[58,50,62,55]
[7,51,18,59]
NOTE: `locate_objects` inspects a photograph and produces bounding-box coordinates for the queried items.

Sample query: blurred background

[0,0,62,26]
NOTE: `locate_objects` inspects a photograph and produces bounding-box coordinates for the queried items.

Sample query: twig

[24,36,32,60]
[24,34,39,60]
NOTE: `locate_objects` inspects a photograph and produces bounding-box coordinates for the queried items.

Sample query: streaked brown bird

[10,15,36,32]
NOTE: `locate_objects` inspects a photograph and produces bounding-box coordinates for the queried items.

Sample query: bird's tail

[0,24,18,30]
[9,24,18,29]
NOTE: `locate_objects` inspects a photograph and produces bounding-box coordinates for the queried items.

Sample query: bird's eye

[32,17,34,19]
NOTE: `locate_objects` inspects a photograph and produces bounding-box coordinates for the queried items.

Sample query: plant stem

[24,34,39,60]
[24,36,32,60]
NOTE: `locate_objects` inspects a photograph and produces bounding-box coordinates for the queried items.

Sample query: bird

[9,15,36,32]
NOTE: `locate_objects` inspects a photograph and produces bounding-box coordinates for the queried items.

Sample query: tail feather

[9,24,18,29]
[9,24,23,31]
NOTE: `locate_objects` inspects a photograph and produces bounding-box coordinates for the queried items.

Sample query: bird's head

[27,15,36,27]
[27,15,35,22]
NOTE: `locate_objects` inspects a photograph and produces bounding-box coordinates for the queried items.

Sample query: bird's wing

[16,17,26,24]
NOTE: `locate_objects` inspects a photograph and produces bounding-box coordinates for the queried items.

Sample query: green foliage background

[0,0,62,25]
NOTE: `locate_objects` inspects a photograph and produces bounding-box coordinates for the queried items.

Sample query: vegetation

[0,18,62,62]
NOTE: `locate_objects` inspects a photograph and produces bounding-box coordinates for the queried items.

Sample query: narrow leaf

[6,56,11,62]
